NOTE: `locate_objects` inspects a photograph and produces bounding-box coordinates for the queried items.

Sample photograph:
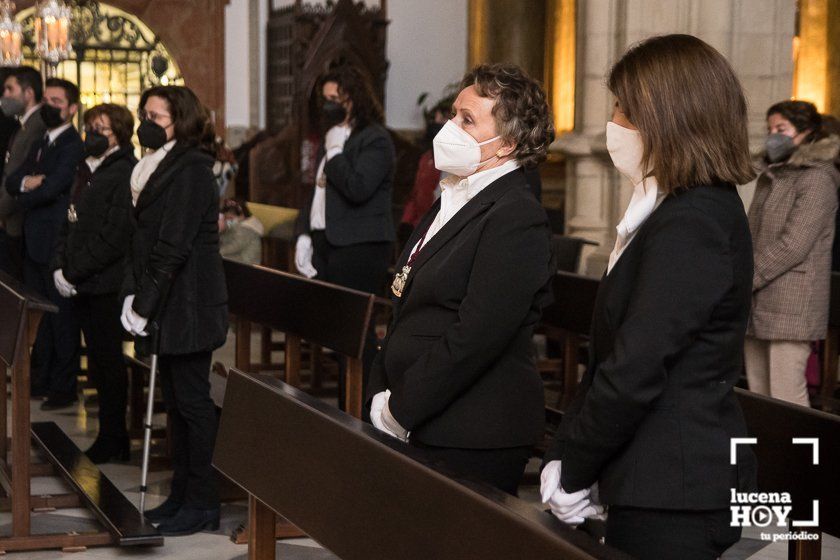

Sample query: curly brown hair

[460,64,555,167]
[84,103,134,148]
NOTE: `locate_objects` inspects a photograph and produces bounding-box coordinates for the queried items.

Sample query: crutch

[139,319,161,515]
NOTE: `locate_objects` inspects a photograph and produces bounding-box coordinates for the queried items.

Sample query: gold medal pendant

[391,265,410,298]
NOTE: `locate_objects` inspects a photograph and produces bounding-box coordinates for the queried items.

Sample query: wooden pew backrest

[214,369,632,560]
[736,388,840,538]
[0,271,56,367]
[223,258,374,359]
[542,271,600,335]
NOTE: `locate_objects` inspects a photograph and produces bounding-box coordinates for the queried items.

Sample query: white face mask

[606,121,646,185]
[433,119,501,177]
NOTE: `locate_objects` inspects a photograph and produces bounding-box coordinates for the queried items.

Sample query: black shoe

[85,436,130,464]
[143,496,184,523]
[157,506,220,536]
[40,394,78,411]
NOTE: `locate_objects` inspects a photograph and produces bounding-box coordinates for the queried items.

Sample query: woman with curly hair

[365,63,555,495]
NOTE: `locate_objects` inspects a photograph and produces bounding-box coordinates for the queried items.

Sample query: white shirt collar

[439,159,521,200]
[47,122,73,144]
[86,145,120,173]
[20,103,41,127]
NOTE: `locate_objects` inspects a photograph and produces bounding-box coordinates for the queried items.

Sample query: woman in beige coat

[746,100,840,407]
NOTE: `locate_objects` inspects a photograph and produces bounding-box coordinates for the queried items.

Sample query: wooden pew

[540,271,600,408]
[0,270,161,553]
[214,369,632,560]
[820,272,840,411]
[736,389,839,560]
[223,258,375,417]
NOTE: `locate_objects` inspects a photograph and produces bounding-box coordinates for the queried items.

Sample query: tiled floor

[4,330,837,559]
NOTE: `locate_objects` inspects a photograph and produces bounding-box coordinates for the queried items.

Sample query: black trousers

[24,258,79,398]
[410,441,532,496]
[159,351,219,509]
[0,230,22,280]
[311,231,391,412]
[606,506,741,560]
[77,292,127,439]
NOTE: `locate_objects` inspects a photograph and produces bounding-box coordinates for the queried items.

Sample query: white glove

[120,295,148,337]
[540,460,604,526]
[324,124,351,159]
[370,390,403,440]
[295,234,318,278]
[53,269,76,298]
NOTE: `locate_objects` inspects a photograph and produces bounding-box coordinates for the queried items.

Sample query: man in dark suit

[6,78,85,409]
[0,67,46,279]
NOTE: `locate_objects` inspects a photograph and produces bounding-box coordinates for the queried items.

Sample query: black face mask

[40,103,65,129]
[424,122,445,143]
[84,131,109,158]
[137,119,168,150]
[321,100,347,129]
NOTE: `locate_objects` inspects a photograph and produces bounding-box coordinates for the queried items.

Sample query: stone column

[468,0,547,80]
[557,0,796,275]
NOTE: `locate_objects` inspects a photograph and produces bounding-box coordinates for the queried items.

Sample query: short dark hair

[460,63,555,167]
[45,77,79,106]
[139,85,208,146]
[9,66,43,102]
[767,100,824,142]
[319,65,384,129]
[608,34,755,192]
[84,103,134,147]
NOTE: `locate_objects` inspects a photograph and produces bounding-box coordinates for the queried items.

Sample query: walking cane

[139,319,161,515]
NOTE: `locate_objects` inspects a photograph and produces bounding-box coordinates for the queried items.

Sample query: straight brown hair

[608,34,755,192]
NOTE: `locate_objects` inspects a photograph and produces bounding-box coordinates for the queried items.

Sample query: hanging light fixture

[34,0,72,72]
[0,0,22,67]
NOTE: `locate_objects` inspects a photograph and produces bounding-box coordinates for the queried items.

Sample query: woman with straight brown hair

[541,34,757,559]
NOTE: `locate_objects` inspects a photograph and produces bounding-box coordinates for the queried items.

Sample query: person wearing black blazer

[366,64,555,495]
[295,65,395,409]
[51,104,137,463]
[121,86,227,536]
[541,35,758,560]
[6,78,85,409]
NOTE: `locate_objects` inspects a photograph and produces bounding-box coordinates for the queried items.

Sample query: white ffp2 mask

[433,120,501,177]
[606,121,646,185]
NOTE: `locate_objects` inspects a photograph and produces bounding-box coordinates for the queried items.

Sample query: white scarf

[130,140,176,206]
[607,177,665,274]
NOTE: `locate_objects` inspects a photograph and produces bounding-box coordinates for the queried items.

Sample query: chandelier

[34,0,72,68]
[0,0,22,67]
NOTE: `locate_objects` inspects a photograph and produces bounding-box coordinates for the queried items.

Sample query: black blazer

[367,168,553,449]
[51,146,136,294]
[123,144,228,356]
[545,182,757,510]
[297,123,396,246]
[6,126,84,265]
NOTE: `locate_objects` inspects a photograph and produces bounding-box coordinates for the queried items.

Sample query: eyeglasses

[85,126,112,135]
[137,110,172,124]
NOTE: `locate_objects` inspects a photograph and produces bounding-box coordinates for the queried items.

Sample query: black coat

[6,126,85,265]
[545,182,757,510]
[123,144,228,356]
[367,168,553,449]
[51,146,136,294]
[297,123,396,246]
